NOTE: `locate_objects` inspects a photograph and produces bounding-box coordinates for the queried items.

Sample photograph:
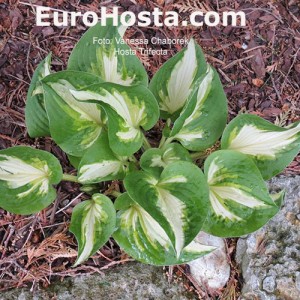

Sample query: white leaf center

[228,123,300,158]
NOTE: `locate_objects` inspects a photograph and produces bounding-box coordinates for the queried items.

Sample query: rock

[0,262,196,300]
[236,176,300,300]
[188,232,230,294]
[262,276,276,293]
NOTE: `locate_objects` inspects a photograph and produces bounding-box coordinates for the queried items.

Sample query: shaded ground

[0,0,299,298]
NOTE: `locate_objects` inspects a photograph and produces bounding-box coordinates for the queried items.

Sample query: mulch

[0,0,299,297]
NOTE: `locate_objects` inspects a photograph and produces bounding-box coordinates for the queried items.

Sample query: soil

[0,0,299,298]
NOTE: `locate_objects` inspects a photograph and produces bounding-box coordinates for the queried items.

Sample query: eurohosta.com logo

[34,6,246,27]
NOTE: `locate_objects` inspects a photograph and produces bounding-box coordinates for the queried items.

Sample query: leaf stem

[62,174,79,183]
[142,135,151,150]
[158,135,166,148]
[159,137,173,149]
[129,155,138,163]
[109,191,122,198]
[128,155,139,168]
[190,151,206,160]
[159,118,172,149]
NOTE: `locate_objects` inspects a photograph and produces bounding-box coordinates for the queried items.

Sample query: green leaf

[114,192,133,210]
[0,146,62,215]
[42,70,104,157]
[270,190,285,208]
[221,114,300,179]
[67,155,81,170]
[78,133,131,184]
[70,194,116,266]
[68,20,148,86]
[113,193,215,266]
[70,83,159,156]
[169,65,228,151]
[202,150,279,237]
[25,53,52,137]
[140,143,192,178]
[149,39,207,119]
[123,161,209,258]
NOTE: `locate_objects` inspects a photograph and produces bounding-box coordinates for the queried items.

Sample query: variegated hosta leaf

[0,147,62,215]
[169,65,228,151]
[70,83,159,156]
[68,20,147,86]
[78,133,132,184]
[42,71,104,157]
[70,194,116,266]
[25,53,52,138]
[221,114,300,179]
[123,161,210,258]
[140,143,192,178]
[202,150,280,237]
[149,39,207,119]
[113,193,215,266]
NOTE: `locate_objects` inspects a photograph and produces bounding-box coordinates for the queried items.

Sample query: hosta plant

[1,20,300,266]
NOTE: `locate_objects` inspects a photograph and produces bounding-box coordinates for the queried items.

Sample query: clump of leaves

[1,20,300,266]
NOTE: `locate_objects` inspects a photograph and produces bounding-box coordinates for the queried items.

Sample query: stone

[296,272,300,290]
[236,176,300,300]
[262,276,276,293]
[0,262,196,300]
[188,232,230,294]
